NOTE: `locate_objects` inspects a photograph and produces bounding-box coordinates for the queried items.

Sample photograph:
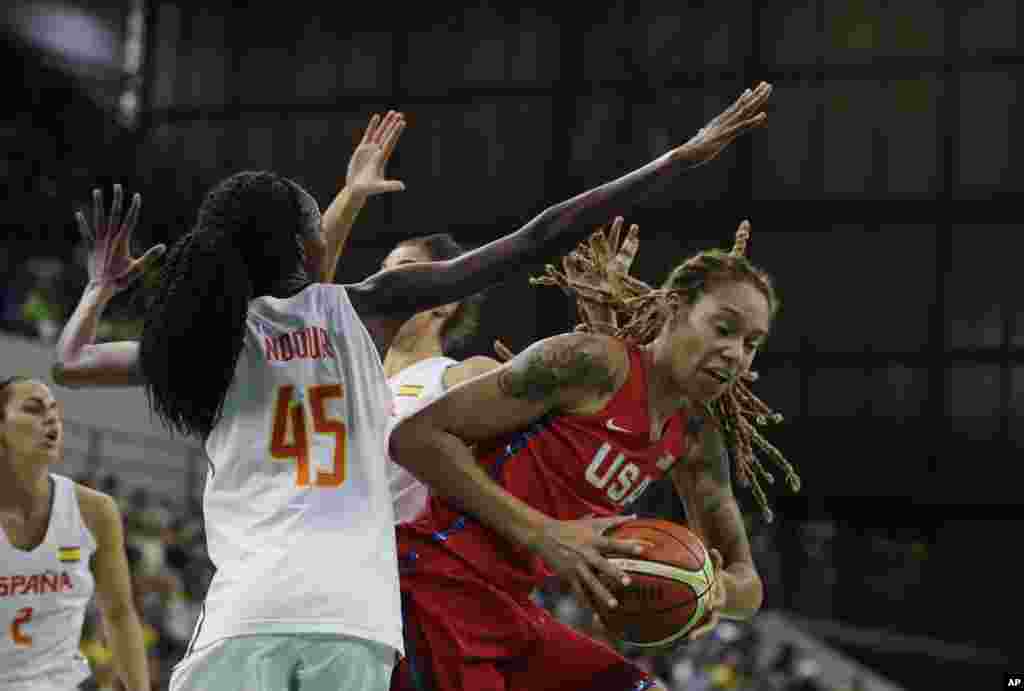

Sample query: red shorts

[390,537,654,691]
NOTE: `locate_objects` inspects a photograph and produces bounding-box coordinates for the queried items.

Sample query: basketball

[597,518,715,648]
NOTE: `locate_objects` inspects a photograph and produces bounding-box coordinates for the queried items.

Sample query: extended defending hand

[673,82,772,167]
[346,110,407,198]
[76,184,165,296]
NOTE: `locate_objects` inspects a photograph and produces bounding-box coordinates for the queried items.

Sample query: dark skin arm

[346,160,682,352]
[347,83,772,351]
[671,421,764,634]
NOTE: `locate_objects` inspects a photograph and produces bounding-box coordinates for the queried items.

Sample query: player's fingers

[577,560,621,608]
[597,537,649,557]
[493,339,516,362]
[736,82,772,119]
[611,224,640,276]
[137,243,167,269]
[710,547,724,567]
[75,211,94,243]
[718,87,751,124]
[591,514,637,534]
[717,112,768,143]
[118,244,166,289]
[688,611,720,641]
[372,180,406,194]
[92,188,104,234]
[109,184,124,233]
[118,192,142,251]
[606,216,623,252]
[382,118,406,160]
[372,112,391,144]
[712,85,754,131]
[361,113,381,145]
[375,110,398,145]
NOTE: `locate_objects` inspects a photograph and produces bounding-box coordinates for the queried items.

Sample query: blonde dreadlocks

[531,219,801,522]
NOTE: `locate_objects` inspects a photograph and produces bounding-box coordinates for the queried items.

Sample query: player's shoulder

[541,331,630,375]
[512,331,630,396]
[444,355,502,388]
[72,483,122,538]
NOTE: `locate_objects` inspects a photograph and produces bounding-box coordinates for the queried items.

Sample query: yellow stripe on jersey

[57,546,81,563]
[397,384,424,397]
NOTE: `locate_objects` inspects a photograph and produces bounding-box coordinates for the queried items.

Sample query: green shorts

[169,635,394,691]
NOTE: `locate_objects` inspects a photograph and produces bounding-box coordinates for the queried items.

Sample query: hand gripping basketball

[530,514,648,614]
[591,518,722,649]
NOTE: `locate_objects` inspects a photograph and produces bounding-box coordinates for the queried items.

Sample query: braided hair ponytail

[139,172,319,439]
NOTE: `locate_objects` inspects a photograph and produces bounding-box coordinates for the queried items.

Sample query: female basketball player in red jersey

[0,377,149,691]
[380,225,634,525]
[389,219,801,691]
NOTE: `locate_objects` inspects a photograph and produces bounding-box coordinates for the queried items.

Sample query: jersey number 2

[270,384,347,487]
[9,607,32,646]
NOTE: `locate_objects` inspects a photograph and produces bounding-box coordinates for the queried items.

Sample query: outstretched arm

[52,185,164,389]
[347,83,772,325]
[320,111,407,283]
[670,421,764,638]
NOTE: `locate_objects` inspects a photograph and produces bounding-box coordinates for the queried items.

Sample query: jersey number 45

[269,384,346,488]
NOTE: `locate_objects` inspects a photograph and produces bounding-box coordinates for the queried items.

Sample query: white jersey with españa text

[189,284,402,656]
[387,356,457,524]
[0,474,96,691]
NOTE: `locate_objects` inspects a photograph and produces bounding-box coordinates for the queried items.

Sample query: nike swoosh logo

[606,419,632,434]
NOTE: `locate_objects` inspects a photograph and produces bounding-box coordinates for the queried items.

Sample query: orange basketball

[597,518,715,648]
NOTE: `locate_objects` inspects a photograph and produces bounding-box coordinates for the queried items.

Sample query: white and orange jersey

[0,474,96,691]
[387,356,457,524]
[190,283,401,656]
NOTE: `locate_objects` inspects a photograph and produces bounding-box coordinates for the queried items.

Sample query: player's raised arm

[391,332,644,611]
[346,83,772,325]
[319,110,407,283]
[52,185,164,389]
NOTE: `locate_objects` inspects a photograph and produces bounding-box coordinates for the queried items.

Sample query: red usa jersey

[399,344,694,594]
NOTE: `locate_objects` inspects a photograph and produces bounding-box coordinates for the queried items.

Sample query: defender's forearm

[365,151,690,316]
[52,283,141,388]
[320,186,368,283]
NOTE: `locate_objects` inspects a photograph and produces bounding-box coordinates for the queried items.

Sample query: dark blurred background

[2,1,1021,689]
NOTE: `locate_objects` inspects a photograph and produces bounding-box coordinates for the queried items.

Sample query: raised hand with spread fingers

[54,184,164,388]
[674,81,772,167]
[76,184,165,298]
[320,110,408,283]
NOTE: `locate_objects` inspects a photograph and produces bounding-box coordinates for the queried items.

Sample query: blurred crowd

[69,473,858,691]
[75,475,212,691]
[0,251,144,345]
[531,585,858,691]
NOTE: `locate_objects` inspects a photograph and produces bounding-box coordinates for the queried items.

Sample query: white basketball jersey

[387,356,457,524]
[189,284,402,655]
[0,475,96,691]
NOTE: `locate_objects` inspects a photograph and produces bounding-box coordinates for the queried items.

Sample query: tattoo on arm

[497,338,616,405]
[698,427,733,515]
[699,439,755,567]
